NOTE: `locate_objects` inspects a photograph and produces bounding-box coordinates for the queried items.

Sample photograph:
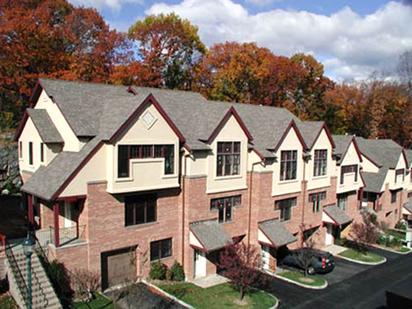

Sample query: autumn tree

[219,242,263,301]
[350,211,380,252]
[0,0,126,129]
[125,13,206,89]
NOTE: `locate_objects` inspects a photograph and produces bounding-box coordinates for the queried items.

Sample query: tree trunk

[240,286,245,300]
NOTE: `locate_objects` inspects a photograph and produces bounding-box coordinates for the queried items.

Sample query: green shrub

[170,261,185,281]
[395,221,407,231]
[149,261,167,280]
[165,268,173,281]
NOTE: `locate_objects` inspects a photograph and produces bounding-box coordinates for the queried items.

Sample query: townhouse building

[15,78,410,289]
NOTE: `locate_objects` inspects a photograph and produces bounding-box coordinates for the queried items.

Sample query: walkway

[191,274,229,288]
[322,244,347,256]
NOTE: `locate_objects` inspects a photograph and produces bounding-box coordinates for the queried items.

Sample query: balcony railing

[36,225,86,247]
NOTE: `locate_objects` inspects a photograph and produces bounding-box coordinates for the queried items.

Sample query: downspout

[301,154,308,247]
[181,151,189,268]
[247,159,263,247]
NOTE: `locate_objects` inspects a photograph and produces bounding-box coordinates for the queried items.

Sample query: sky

[68,0,412,81]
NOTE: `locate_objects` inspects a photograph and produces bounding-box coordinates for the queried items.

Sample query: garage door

[101,246,137,290]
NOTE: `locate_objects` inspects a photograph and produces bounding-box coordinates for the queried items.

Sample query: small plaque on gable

[142,110,157,129]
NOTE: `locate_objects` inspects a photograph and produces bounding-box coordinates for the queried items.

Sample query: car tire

[308,267,315,275]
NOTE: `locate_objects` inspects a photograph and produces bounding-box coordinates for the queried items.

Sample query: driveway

[258,247,412,308]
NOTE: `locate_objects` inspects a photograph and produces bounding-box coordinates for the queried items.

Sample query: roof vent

[127,86,137,95]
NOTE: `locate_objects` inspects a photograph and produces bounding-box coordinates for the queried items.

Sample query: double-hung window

[275,197,297,221]
[150,238,172,261]
[217,142,240,176]
[118,144,174,178]
[40,143,44,163]
[391,191,397,204]
[280,150,297,181]
[28,142,33,165]
[313,150,327,176]
[309,191,326,213]
[395,169,405,183]
[125,195,156,226]
[210,195,241,223]
[337,194,348,211]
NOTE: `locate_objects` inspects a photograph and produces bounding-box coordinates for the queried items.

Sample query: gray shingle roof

[404,198,412,213]
[323,205,352,225]
[21,137,101,200]
[190,220,232,252]
[356,137,403,169]
[332,135,355,165]
[296,121,324,149]
[406,150,412,167]
[258,219,297,247]
[26,109,63,143]
[361,170,387,193]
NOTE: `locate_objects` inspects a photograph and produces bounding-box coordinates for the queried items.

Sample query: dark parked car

[279,248,335,274]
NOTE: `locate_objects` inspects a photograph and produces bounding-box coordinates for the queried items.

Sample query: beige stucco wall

[387,154,407,191]
[19,117,60,174]
[206,115,249,194]
[59,145,107,197]
[337,141,363,194]
[107,104,180,194]
[360,155,380,173]
[306,129,334,191]
[186,151,208,177]
[35,90,81,152]
[272,127,304,196]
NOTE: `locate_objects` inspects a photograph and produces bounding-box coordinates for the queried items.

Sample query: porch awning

[258,219,297,247]
[189,220,232,252]
[322,205,352,226]
[403,199,412,215]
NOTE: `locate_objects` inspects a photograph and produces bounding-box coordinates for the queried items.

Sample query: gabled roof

[406,149,412,167]
[26,109,63,144]
[360,169,387,193]
[356,137,404,169]
[323,205,352,226]
[332,135,362,165]
[258,219,297,247]
[21,137,102,200]
[189,220,232,252]
[297,121,335,150]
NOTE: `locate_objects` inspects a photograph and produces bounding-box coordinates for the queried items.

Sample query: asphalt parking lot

[258,247,410,309]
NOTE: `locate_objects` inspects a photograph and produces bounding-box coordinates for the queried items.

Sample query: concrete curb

[273,273,328,290]
[142,280,195,309]
[337,254,387,265]
[371,244,412,255]
[267,292,279,309]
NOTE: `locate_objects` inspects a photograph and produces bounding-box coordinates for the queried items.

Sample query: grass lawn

[0,294,18,309]
[277,271,326,287]
[397,246,411,253]
[74,293,115,309]
[339,248,385,263]
[156,282,277,309]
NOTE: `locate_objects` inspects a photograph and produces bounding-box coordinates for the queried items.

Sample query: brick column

[53,203,60,247]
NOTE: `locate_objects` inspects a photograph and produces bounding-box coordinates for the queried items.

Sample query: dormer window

[340,164,358,185]
[28,142,33,165]
[117,144,174,178]
[216,142,240,176]
[313,149,327,176]
[395,169,405,183]
[280,150,297,181]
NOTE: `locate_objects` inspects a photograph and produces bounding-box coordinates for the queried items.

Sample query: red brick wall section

[50,243,89,272]
[85,182,182,279]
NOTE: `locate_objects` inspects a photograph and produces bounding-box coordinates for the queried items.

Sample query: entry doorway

[194,250,206,278]
[325,224,334,245]
[261,245,270,270]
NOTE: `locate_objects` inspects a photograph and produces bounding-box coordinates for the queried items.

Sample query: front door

[261,245,270,270]
[63,202,73,228]
[194,250,206,278]
[325,224,334,246]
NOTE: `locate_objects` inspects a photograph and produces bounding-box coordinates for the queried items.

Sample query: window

[309,191,326,213]
[19,142,22,158]
[217,142,240,176]
[275,197,297,221]
[40,143,44,163]
[313,150,327,176]
[28,142,33,165]
[391,191,397,204]
[210,195,241,223]
[150,238,172,261]
[125,195,156,226]
[340,164,358,184]
[395,169,405,183]
[408,192,412,198]
[280,150,297,181]
[337,194,348,211]
[117,144,174,178]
